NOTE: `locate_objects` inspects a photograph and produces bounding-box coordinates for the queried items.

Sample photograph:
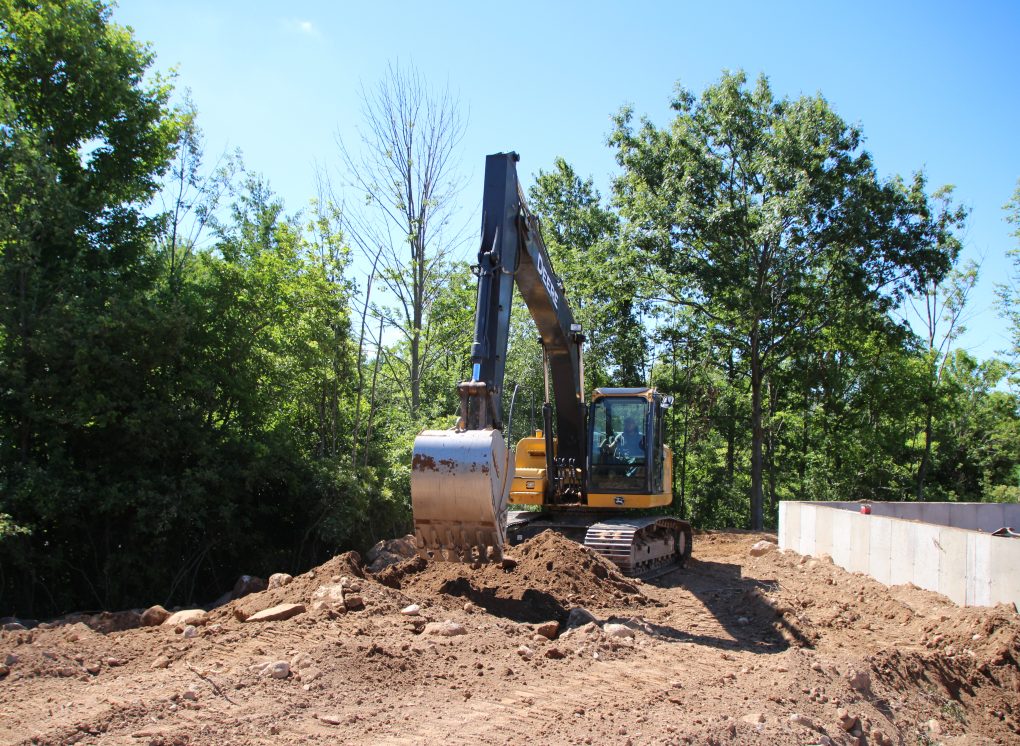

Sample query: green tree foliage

[610,72,962,528]
[997,179,1020,384]
[0,2,406,616]
[1,3,1016,617]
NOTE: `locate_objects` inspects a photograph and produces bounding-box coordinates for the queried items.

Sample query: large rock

[535,621,559,640]
[267,573,293,590]
[163,609,207,627]
[603,623,636,639]
[258,661,291,679]
[367,535,417,572]
[231,574,267,599]
[424,620,467,637]
[245,603,306,623]
[140,605,171,627]
[749,540,777,557]
[566,607,597,629]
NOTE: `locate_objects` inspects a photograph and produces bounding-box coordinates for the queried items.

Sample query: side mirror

[661,395,674,409]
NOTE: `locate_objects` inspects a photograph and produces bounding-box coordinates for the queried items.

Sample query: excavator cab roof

[592,387,656,401]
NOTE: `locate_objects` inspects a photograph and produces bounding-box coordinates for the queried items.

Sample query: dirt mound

[211,550,369,622]
[379,530,650,623]
[4,530,1020,745]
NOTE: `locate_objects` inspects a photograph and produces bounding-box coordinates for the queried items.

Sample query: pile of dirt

[375,530,650,623]
[4,530,1020,745]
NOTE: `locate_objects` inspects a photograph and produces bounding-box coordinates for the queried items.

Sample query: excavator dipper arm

[411,152,586,561]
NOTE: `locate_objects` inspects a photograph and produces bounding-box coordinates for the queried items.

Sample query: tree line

[1,1,1018,617]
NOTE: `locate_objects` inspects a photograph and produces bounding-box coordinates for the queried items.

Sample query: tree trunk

[725,350,736,485]
[916,405,934,500]
[749,330,765,530]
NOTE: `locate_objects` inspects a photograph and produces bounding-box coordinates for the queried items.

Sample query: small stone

[603,623,636,639]
[151,655,171,669]
[311,583,345,605]
[500,557,518,571]
[302,667,322,683]
[544,647,566,659]
[924,719,942,736]
[106,657,125,667]
[343,594,365,611]
[2,622,26,631]
[400,604,421,616]
[4,653,19,666]
[140,605,171,627]
[789,713,815,729]
[267,572,294,590]
[872,729,893,746]
[182,686,199,701]
[566,607,597,628]
[749,540,777,557]
[163,609,207,627]
[0,664,9,677]
[245,603,306,623]
[847,669,871,693]
[516,645,534,661]
[84,662,101,675]
[837,709,858,732]
[463,601,477,613]
[817,736,836,746]
[424,620,467,637]
[318,713,343,725]
[737,616,750,625]
[535,621,559,639]
[261,661,290,679]
[182,625,198,639]
[741,713,764,724]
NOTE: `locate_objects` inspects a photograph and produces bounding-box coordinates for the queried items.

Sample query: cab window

[590,397,648,492]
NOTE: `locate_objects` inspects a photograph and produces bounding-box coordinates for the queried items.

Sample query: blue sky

[115,0,1019,362]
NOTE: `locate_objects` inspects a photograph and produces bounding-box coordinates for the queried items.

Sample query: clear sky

[115,0,1019,362]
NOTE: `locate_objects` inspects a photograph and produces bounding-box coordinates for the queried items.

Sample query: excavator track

[506,512,692,579]
[583,517,692,579]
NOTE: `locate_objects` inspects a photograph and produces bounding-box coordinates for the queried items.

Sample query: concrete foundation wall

[778,501,1020,609]
[799,500,1020,534]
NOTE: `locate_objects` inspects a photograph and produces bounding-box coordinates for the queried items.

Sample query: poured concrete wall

[778,501,1020,608]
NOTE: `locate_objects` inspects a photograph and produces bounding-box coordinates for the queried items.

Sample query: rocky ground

[2,530,1019,745]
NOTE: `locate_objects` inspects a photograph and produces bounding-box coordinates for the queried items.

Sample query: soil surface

[2,530,1019,745]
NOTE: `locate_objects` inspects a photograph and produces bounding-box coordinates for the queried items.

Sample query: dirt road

[2,531,1018,745]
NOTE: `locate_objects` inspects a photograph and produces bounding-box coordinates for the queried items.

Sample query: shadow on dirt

[437,577,566,624]
[640,556,812,654]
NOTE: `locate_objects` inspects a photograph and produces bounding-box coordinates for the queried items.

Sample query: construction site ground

[2,530,1019,745]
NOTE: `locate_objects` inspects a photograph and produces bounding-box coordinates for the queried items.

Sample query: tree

[997,179,1020,386]
[528,158,646,388]
[610,72,956,528]
[338,63,467,420]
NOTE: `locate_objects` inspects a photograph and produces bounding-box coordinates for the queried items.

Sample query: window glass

[590,397,648,492]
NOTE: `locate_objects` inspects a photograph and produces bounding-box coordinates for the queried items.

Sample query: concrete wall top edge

[779,500,1019,533]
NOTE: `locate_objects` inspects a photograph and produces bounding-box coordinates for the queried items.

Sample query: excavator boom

[410,152,692,574]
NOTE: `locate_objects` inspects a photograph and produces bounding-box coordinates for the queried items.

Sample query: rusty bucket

[410,428,512,563]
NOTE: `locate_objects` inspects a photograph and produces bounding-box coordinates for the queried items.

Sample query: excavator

[410,152,692,578]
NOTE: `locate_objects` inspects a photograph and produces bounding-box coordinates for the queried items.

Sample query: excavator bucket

[410,428,512,562]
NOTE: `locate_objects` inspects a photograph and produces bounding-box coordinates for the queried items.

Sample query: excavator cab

[587,388,672,505]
